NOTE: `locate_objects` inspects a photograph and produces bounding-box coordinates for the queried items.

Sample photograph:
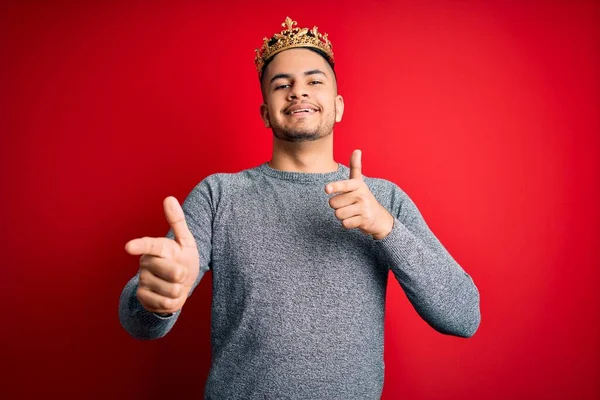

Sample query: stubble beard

[271,105,336,143]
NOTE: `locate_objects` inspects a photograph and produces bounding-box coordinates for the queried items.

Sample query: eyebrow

[269,69,328,85]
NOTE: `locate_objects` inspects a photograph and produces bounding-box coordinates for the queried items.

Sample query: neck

[268,132,338,173]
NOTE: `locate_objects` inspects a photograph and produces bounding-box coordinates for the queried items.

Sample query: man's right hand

[125,196,199,315]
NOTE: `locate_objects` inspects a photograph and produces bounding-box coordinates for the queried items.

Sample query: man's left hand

[325,149,394,240]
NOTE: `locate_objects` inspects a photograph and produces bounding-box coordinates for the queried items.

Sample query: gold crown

[254,16,334,78]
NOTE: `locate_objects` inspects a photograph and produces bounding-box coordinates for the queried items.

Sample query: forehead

[264,48,333,79]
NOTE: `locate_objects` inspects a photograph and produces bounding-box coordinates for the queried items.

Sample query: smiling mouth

[286,109,318,116]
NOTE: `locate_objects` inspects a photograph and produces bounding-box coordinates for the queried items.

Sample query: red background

[1,1,598,398]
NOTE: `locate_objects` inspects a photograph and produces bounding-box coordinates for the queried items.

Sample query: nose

[287,82,309,101]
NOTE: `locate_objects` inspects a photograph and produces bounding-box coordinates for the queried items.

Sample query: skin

[259,48,393,238]
[260,48,343,173]
[124,48,394,315]
[125,197,199,315]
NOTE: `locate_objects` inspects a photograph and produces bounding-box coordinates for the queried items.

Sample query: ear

[260,103,271,128]
[335,95,345,123]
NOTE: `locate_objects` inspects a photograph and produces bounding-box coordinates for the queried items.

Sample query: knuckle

[159,297,175,311]
[136,287,149,306]
[172,267,187,283]
[169,268,180,282]
[139,254,150,268]
[140,256,159,276]
[138,268,150,284]
[170,284,183,299]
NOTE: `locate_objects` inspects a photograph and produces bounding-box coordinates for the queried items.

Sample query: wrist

[154,312,174,318]
[372,212,394,240]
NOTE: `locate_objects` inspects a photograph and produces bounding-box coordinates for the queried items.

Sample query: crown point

[256,17,335,74]
[283,17,297,31]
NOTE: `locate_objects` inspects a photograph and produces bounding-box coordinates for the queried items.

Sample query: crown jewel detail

[254,17,334,77]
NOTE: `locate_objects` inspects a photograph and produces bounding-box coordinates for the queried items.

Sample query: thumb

[349,149,362,180]
[163,196,195,248]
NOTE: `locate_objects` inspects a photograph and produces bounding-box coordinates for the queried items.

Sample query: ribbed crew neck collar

[257,162,348,183]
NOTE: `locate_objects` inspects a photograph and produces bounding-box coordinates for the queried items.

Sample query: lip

[284,103,320,116]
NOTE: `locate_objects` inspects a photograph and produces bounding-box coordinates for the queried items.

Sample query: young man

[119,17,480,399]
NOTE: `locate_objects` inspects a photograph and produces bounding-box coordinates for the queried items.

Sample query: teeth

[289,109,315,114]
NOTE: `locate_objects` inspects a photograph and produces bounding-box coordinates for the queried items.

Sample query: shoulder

[188,164,265,200]
[363,175,406,201]
[361,173,418,219]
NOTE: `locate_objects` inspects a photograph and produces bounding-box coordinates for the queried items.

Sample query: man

[119,17,480,399]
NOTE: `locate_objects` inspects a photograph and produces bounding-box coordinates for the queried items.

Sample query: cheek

[269,104,281,119]
[322,99,338,116]
[318,91,337,110]
[267,96,285,115]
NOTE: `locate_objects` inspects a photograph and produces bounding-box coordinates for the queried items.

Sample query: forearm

[118,273,180,340]
[374,218,481,338]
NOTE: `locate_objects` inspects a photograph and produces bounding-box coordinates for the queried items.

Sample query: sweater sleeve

[372,184,481,338]
[118,177,215,340]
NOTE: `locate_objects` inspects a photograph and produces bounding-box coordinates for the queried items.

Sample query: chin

[271,119,334,141]
[278,134,322,143]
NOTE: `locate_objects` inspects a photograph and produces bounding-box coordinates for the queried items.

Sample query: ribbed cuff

[372,218,419,270]
[129,289,178,329]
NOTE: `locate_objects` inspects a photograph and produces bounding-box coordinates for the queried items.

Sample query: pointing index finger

[125,236,175,258]
[325,179,361,194]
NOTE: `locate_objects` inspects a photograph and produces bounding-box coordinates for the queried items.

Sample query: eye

[274,84,290,90]
[309,80,322,85]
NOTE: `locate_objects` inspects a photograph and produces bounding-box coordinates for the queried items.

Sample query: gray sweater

[119,162,480,399]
